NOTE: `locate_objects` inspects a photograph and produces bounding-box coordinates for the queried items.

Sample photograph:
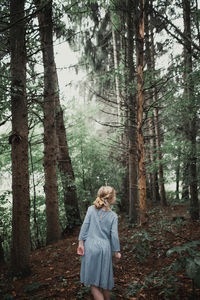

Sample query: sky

[54,41,85,102]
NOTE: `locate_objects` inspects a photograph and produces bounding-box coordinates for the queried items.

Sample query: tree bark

[135,0,148,225]
[183,0,199,220]
[144,1,153,202]
[127,0,138,223]
[149,1,167,206]
[175,150,180,201]
[154,107,167,206]
[0,224,5,265]
[144,0,160,204]
[10,0,31,275]
[29,140,41,248]
[119,2,130,213]
[53,64,81,230]
[35,0,61,243]
[0,243,4,265]
[182,162,190,201]
[194,0,200,46]
[146,145,153,200]
[149,112,160,202]
[111,25,121,124]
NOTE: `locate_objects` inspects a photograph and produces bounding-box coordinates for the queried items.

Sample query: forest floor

[0,204,200,300]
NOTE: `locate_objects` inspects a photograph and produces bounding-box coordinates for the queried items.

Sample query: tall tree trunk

[53,64,81,229]
[194,0,200,46]
[29,140,41,247]
[144,0,160,203]
[182,162,190,201]
[146,145,153,200]
[144,1,153,202]
[175,150,180,201]
[0,221,5,265]
[135,0,148,225]
[36,0,61,243]
[149,1,167,206]
[127,0,138,222]
[149,113,160,202]
[111,25,121,124]
[0,240,4,265]
[154,107,167,206]
[183,0,199,220]
[119,2,130,213]
[10,0,30,275]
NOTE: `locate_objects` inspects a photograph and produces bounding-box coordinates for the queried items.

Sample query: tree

[35,0,61,243]
[182,0,199,220]
[135,0,148,225]
[110,1,121,124]
[53,65,81,229]
[149,1,167,206]
[10,0,31,275]
[127,0,138,222]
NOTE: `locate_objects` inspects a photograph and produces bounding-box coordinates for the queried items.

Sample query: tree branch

[152,8,200,54]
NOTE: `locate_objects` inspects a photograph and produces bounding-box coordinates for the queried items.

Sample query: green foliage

[75,284,91,298]
[125,281,142,297]
[130,230,155,262]
[166,240,200,288]
[144,268,179,298]
[1,295,14,300]
[125,267,179,298]
[0,191,12,261]
[24,281,49,293]
[0,280,14,300]
[64,98,125,216]
[30,195,46,248]
[0,133,11,172]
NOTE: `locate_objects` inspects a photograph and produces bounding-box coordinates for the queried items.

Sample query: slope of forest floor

[0,204,200,299]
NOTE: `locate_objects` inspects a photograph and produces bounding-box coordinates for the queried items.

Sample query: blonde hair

[93,186,115,209]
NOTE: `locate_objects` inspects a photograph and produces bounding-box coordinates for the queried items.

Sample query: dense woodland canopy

[0,0,200,297]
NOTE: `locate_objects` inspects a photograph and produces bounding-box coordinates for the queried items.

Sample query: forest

[0,0,200,299]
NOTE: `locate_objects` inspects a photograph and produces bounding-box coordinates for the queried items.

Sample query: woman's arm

[111,216,120,252]
[77,207,91,255]
[77,240,84,256]
[78,206,91,241]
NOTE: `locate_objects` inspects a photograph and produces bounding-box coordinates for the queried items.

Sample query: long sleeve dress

[78,205,120,290]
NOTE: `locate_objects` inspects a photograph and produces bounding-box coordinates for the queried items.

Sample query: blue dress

[78,205,120,290]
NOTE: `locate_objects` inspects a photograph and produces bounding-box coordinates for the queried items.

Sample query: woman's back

[87,205,117,239]
[77,186,121,295]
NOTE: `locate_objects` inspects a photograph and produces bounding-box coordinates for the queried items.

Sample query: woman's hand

[77,241,84,256]
[114,251,121,259]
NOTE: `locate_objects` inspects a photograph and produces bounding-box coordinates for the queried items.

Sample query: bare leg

[91,285,104,300]
[102,289,110,300]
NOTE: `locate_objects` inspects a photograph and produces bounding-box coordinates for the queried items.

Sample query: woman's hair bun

[93,186,115,209]
[93,197,105,209]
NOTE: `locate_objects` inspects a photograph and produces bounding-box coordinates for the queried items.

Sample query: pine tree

[10,0,31,275]
[35,0,61,243]
[182,0,199,220]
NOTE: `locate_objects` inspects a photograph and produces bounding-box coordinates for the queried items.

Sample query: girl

[77,186,121,300]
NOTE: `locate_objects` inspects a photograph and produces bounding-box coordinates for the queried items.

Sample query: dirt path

[0,205,200,299]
